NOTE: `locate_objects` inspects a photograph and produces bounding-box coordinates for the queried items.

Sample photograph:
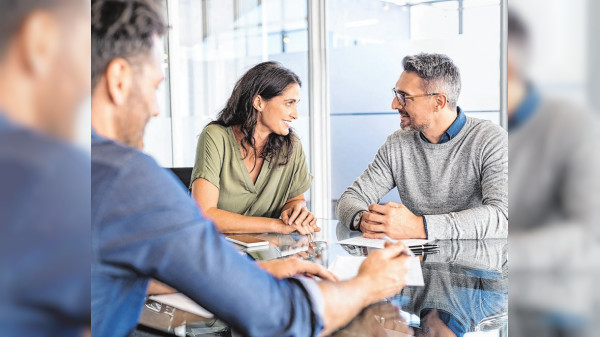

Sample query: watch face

[354,212,362,229]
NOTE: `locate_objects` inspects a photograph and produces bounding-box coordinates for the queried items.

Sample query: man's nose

[391,97,402,110]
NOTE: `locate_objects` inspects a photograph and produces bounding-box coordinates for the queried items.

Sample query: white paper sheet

[328,255,424,286]
[337,237,432,249]
[148,293,214,318]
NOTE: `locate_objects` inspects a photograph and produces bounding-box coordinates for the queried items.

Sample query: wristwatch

[351,211,365,231]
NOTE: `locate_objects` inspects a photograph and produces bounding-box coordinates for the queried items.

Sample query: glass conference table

[136,219,508,337]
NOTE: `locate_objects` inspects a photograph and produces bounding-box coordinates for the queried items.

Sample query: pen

[414,249,439,256]
[382,236,415,257]
[410,247,440,253]
[409,244,438,250]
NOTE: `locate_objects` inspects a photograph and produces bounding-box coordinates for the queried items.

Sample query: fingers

[281,208,290,225]
[294,207,310,226]
[360,219,385,233]
[368,203,388,215]
[289,209,320,235]
[294,223,309,235]
[379,241,409,259]
[363,231,385,239]
[363,211,385,224]
[300,209,314,227]
[287,204,303,225]
[296,259,339,281]
[311,219,321,232]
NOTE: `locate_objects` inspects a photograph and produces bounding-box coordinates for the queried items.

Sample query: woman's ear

[252,95,263,112]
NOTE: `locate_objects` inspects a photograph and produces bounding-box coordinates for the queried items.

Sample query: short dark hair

[508,9,529,45]
[402,53,461,109]
[91,0,167,90]
[0,0,80,56]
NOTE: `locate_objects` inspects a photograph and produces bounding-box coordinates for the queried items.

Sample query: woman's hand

[257,257,338,281]
[281,200,320,235]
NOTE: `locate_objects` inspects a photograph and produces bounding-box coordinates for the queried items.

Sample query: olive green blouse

[190,124,312,218]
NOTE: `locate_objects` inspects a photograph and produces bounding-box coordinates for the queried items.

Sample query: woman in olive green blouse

[190,62,319,235]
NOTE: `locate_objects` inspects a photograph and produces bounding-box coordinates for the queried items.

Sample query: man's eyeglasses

[392,88,439,107]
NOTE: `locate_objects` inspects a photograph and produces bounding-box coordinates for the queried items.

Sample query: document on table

[328,255,424,286]
[148,293,214,318]
[337,236,432,249]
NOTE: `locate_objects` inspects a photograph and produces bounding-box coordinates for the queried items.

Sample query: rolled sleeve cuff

[293,276,325,333]
[422,216,429,239]
[289,174,313,199]
[338,202,368,230]
[422,214,450,240]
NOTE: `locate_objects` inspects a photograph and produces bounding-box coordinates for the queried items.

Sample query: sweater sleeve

[336,136,397,229]
[97,152,324,337]
[424,127,508,239]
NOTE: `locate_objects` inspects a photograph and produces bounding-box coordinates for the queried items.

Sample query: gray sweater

[508,98,600,271]
[336,117,508,239]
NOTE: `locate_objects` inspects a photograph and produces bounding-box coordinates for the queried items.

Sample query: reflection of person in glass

[401,240,508,337]
[190,62,319,235]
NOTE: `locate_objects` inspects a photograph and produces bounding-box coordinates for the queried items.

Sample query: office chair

[168,167,193,193]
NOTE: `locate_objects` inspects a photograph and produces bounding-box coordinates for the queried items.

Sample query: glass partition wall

[144,0,504,219]
[327,0,502,209]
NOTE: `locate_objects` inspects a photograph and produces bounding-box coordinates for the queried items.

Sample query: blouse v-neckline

[227,126,267,193]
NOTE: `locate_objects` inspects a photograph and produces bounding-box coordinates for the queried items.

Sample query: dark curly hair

[210,61,302,168]
[91,0,167,90]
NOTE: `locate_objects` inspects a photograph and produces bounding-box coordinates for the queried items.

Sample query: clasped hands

[280,200,320,235]
[360,202,426,239]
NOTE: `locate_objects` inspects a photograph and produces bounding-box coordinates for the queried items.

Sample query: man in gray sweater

[336,53,508,240]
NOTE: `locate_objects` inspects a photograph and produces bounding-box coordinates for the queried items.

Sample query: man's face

[391,71,437,132]
[116,40,163,149]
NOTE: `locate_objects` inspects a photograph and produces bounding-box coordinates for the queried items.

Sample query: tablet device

[226,235,270,247]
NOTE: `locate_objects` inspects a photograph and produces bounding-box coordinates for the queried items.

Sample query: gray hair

[402,53,461,109]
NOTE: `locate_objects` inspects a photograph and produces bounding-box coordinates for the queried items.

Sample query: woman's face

[256,83,301,136]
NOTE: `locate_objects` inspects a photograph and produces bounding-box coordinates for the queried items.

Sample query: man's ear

[20,11,60,77]
[105,58,133,106]
[252,95,264,112]
[435,94,447,111]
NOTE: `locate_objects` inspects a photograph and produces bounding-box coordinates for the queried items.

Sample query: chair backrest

[168,167,193,192]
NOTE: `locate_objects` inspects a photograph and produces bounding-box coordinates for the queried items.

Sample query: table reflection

[136,220,508,337]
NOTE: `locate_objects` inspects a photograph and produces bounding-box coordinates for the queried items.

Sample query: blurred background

[508,1,599,337]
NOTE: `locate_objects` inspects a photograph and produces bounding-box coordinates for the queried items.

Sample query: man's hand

[257,257,338,281]
[332,301,413,337]
[354,241,411,303]
[146,279,177,295]
[315,241,412,336]
[281,201,320,235]
[359,202,426,239]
